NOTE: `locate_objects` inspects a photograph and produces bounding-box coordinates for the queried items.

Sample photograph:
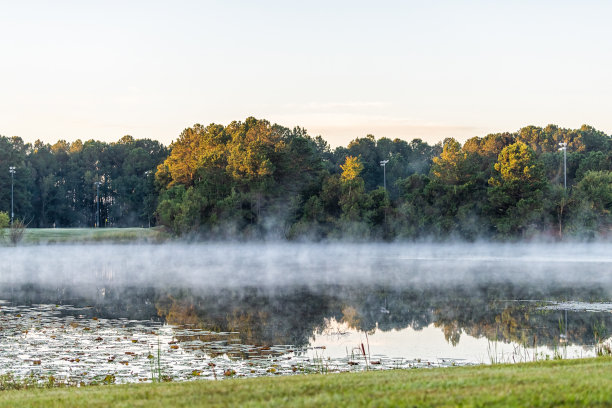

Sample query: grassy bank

[1,358,612,407]
[2,227,170,244]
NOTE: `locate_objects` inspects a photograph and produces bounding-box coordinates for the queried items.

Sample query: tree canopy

[1,120,612,240]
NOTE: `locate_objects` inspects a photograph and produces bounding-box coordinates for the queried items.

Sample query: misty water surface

[1,242,612,383]
[3,242,612,288]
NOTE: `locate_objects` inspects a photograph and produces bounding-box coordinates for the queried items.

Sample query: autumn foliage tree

[488,142,549,236]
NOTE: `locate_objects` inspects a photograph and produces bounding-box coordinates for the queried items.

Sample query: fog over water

[2,242,612,291]
[2,242,612,381]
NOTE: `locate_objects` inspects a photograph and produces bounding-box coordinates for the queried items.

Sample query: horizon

[0,119,607,149]
[1,1,611,147]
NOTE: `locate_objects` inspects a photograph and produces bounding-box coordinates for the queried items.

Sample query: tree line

[1,118,612,240]
[0,136,167,228]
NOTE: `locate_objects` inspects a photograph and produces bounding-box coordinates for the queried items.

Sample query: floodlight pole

[9,166,15,226]
[380,160,389,191]
[94,181,101,228]
[145,170,152,228]
[558,143,567,190]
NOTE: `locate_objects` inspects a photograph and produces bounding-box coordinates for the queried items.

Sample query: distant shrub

[0,211,8,229]
[9,219,26,245]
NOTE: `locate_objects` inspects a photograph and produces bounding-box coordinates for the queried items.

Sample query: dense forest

[1,117,612,240]
[0,136,167,228]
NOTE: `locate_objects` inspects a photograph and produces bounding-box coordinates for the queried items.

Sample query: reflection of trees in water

[426,284,612,348]
[0,284,159,321]
[336,282,612,348]
[154,286,344,349]
[153,283,612,348]
[3,282,612,349]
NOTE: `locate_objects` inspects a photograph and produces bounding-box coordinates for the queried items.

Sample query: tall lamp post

[380,160,389,191]
[9,166,15,226]
[558,142,567,190]
[94,181,101,228]
[144,170,152,228]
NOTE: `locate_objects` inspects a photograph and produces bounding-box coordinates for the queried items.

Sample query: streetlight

[558,142,567,190]
[94,181,101,228]
[9,166,15,226]
[380,160,389,191]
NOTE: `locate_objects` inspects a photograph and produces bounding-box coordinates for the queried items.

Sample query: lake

[1,242,611,384]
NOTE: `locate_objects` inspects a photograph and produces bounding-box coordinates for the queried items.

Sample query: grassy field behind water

[1,227,170,244]
[1,358,612,407]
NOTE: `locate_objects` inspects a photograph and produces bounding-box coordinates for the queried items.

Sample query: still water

[1,242,611,384]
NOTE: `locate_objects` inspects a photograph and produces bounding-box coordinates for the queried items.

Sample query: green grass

[1,358,612,407]
[2,227,170,244]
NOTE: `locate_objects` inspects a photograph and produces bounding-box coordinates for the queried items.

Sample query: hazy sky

[1,1,611,147]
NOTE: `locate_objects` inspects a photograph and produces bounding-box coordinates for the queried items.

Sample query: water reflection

[152,283,612,349]
[2,282,612,370]
[2,243,612,383]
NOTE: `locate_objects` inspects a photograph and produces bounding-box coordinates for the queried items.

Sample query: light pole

[144,170,152,228]
[558,142,567,190]
[94,181,101,228]
[9,166,15,226]
[380,160,389,191]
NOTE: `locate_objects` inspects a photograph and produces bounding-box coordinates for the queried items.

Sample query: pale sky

[1,1,611,147]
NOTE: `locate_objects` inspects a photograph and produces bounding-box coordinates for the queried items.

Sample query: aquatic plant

[487,330,500,365]
[552,345,564,360]
[0,373,38,391]
[0,372,74,390]
[595,342,611,357]
[593,320,612,357]
[149,336,167,383]
[312,349,329,374]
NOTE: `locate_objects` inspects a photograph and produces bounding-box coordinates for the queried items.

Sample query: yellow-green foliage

[491,141,544,185]
[0,211,8,229]
[431,138,468,185]
[340,156,364,182]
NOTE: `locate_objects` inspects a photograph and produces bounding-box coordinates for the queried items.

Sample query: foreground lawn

[1,358,612,407]
[13,227,168,244]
